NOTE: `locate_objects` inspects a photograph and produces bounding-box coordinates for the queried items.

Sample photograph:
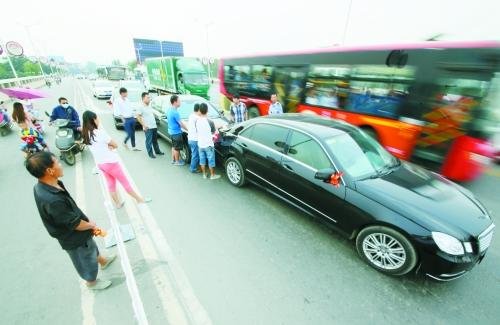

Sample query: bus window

[346,65,415,119]
[273,66,308,112]
[250,65,273,97]
[304,65,351,109]
[223,65,253,96]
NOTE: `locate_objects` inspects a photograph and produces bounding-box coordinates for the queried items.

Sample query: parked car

[110,87,144,129]
[92,81,114,99]
[217,114,495,280]
[120,80,146,90]
[151,94,229,162]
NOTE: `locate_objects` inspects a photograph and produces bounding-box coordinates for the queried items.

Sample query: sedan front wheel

[225,157,246,187]
[356,226,417,276]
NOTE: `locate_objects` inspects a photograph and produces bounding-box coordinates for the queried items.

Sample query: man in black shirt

[26,152,116,290]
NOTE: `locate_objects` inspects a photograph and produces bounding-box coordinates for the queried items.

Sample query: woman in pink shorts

[82,110,150,208]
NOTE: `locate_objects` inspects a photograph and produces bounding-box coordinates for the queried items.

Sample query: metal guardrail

[0,76,47,89]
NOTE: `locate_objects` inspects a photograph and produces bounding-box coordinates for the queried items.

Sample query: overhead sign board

[133,38,184,64]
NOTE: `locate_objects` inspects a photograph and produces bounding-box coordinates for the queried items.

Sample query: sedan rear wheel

[225,157,246,187]
[356,226,417,276]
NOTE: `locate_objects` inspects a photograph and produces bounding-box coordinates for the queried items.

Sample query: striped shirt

[230,102,247,123]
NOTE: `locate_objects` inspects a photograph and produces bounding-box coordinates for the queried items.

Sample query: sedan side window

[287,131,331,170]
[151,98,162,113]
[249,123,289,152]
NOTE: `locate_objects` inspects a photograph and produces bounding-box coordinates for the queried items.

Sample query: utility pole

[341,0,353,45]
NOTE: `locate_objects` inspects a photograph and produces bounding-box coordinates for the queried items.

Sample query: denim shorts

[66,237,99,282]
[199,146,216,168]
[171,133,183,150]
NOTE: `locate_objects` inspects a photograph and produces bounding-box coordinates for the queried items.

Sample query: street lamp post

[18,22,47,79]
[341,0,353,45]
[0,37,21,86]
[204,21,215,81]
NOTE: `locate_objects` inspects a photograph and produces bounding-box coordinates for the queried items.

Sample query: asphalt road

[1,79,499,325]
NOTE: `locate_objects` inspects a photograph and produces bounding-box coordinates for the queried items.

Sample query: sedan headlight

[431,232,465,255]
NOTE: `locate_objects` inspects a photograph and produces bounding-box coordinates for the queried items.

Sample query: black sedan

[216,114,495,280]
[151,94,229,162]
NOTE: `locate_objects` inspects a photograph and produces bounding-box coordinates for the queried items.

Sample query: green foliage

[127,60,137,71]
[0,56,53,79]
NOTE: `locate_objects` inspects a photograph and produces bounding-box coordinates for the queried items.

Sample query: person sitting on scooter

[50,97,81,140]
[19,120,48,155]
[0,101,11,125]
[12,102,35,128]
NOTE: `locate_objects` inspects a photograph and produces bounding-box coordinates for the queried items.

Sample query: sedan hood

[95,87,113,92]
[355,162,491,239]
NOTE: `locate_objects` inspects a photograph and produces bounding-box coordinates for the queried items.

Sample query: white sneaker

[210,174,221,180]
[87,279,112,290]
[203,174,208,179]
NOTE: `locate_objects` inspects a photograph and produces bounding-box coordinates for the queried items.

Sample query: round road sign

[6,41,24,56]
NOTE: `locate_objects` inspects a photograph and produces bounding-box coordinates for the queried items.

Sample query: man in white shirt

[196,103,221,180]
[136,92,164,159]
[268,93,283,115]
[115,87,139,151]
[187,103,201,172]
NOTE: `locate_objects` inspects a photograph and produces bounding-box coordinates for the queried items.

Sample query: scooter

[0,110,13,136]
[45,112,85,165]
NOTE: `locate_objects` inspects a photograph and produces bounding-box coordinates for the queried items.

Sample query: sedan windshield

[167,99,220,119]
[324,131,399,179]
[95,81,112,87]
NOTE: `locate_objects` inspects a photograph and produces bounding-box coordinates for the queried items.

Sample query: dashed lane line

[77,81,213,325]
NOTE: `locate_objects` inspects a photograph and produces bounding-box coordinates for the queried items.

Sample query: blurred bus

[96,66,127,81]
[219,41,500,182]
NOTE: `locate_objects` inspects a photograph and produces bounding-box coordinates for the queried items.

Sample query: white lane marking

[75,82,150,325]
[73,82,97,325]
[75,155,97,325]
[80,81,188,324]
[77,82,213,325]
[95,166,149,325]
[122,194,189,325]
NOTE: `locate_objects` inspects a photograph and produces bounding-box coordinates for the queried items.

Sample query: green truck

[145,57,210,99]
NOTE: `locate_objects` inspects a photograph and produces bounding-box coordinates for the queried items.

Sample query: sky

[1,0,499,65]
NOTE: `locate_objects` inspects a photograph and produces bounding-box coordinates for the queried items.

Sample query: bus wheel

[361,126,379,141]
[248,106,260,119]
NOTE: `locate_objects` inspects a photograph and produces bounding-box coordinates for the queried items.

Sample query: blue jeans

[188,140,199,172]
[199,146,215,168]
[123,117,136,147]
[145,128,161,156]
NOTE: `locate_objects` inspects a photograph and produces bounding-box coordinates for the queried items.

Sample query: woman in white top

[82,111,149,208]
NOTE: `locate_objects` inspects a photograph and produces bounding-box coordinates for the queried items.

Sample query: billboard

[133,38,184,63]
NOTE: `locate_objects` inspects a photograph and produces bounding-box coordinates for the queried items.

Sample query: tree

[127,60,137,71]
[23,61,40,76]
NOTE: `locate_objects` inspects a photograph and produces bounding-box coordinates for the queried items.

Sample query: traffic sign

[133,38,184,63]
[5,41,24,56]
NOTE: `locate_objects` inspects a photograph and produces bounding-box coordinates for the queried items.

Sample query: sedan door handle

[238,142,248,148]
[283,163,294,172]
[266,155,278,163]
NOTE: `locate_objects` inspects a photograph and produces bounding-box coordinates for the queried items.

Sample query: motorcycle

[21,134,46,158]
[45,112,85,166]
[28,108,44,134]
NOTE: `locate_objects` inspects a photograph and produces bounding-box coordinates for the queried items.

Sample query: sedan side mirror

[315,168,344,188]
